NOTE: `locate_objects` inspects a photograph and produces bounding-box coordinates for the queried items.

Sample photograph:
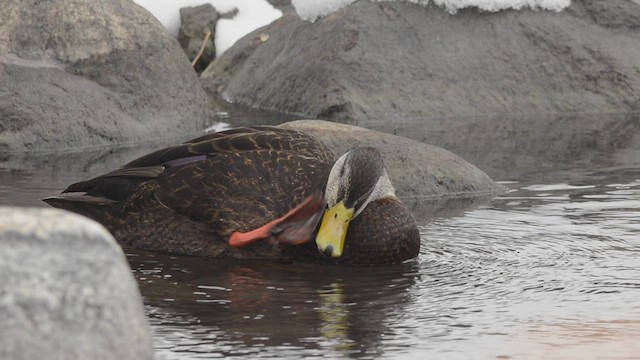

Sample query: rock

[575,0,640,30]
[0,207,153,360]
[178,4,219,73]
[266,0,295,13]
[281,120,504,198]
[373,112,640,182]
[0,0,215,153]
[202,0,640,128]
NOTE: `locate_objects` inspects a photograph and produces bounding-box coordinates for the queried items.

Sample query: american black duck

[44,126,420,265]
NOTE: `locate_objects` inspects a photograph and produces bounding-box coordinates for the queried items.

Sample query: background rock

[0,0,214,152]
[0,207,153,360]
[202,0,640,128]
[281,120,504,198]
[178,4,219,73]
[266,0,295,13]
[377,112,640,181]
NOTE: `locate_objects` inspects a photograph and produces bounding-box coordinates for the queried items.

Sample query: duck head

[316,147,396,257]
[229,146,419,264]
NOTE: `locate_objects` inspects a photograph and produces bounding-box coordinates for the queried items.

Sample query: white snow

[428,0,571,13]
[291,0,357,22]
[133,0,281,55]
[292,0,572,21]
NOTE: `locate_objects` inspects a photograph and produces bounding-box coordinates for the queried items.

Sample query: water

[1,112,639,359]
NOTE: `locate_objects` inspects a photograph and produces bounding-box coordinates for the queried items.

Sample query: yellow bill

[315,200,354,257]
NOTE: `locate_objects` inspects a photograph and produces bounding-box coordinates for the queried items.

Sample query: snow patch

[291,0,357,22]
[428,0,571,13]
[292,0,571,22]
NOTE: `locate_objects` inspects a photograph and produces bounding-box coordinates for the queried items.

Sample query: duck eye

[334,213,337,219]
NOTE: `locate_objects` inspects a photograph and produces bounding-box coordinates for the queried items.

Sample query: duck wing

[150,149,330,238]
[44,127,333,256]
[124,126,333,169]
[59,126,333,203]
[62,166,165,199]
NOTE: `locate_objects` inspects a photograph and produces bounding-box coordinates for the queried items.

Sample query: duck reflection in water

[131,251,421,357]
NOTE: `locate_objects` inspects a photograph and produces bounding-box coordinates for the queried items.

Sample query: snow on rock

[291,0,357,22]
[428,0,571,13]
[292,0,571,21]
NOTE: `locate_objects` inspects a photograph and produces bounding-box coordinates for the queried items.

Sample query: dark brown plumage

[43,126,420,265]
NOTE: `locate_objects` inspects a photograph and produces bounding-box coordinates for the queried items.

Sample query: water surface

[129,168,640,359]
[1,112,639,359]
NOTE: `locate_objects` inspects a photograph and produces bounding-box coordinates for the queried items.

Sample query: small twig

[192,30,212,67]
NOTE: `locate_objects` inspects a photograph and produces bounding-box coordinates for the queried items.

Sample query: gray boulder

[281,120,503,198]
[0,0,214,152]
[178,4,220,73]
[0,207,153,360]
[202,0,640,127]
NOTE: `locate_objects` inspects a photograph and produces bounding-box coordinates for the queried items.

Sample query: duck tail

[42,193,118,226]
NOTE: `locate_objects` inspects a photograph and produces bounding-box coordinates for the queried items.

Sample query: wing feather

[154,150,330,236]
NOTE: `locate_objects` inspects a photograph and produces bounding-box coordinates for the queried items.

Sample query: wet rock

[178,4,220,73]
[281,120,504,198]
[0,0,215,152]
[202,0,640,128]
[0,207,153,360]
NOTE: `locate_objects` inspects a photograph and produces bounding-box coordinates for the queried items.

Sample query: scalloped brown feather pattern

[48,127,335,259]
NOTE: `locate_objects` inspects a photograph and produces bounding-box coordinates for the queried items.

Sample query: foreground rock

[0,207,153,360]
[281,120,503,198]
[0,0,214,152]
[203,0,640,127]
